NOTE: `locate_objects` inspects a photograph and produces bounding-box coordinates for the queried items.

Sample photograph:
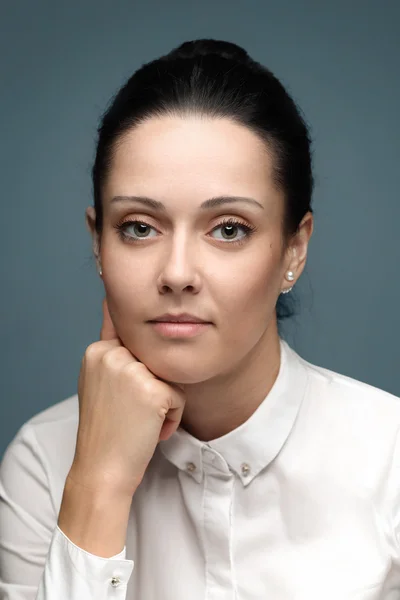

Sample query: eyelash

[114,217,257,247]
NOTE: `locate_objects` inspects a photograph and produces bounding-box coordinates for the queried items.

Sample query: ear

[85,206,101,270]
[284,211,314,284]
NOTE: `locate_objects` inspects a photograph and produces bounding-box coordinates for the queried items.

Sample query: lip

[149,322,211,338]
[149,312,210,324]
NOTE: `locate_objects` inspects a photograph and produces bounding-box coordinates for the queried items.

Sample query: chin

[122,336,220,382]
[150,365,210,385]
[134,353,212,385]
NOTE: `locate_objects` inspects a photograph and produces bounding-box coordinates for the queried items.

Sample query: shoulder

[22,393,79,453]
[24,393,79,473]
[2,395,79,506]
[0,394,79,530]
[298,348,399,403]
[25,393,79,429]
[293,347,400,428]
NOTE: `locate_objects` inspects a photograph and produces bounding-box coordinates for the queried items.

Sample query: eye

[114,217,257,247]
[210,218,256,245]
[115,219,158,241]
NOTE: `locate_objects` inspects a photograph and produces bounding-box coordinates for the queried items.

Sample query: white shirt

[1,338,400,600]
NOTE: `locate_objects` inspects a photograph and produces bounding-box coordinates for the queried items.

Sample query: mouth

[149,320,211,324]
[148,312,211,324]
[148,321,211,338]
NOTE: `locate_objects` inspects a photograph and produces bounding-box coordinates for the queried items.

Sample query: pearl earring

[281,270,295,294]
[98,266,102,276]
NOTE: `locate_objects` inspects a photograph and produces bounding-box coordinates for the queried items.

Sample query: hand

[69,297,187,497]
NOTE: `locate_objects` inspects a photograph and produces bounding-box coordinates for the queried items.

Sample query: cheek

[216,256,279,315]
[102,255,152,320]
[102,236,146,285]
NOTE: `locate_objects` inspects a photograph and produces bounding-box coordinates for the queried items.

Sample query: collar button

[241,463,251,476]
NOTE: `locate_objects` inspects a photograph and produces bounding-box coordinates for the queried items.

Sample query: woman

[1,38,399,600]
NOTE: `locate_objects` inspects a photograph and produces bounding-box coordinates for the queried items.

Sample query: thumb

[100,297,120,341]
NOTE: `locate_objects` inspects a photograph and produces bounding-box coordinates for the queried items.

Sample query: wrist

[66,463,139,500]
[58,472,134,558]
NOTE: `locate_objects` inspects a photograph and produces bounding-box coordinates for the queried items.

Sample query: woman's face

[88,116,299,384]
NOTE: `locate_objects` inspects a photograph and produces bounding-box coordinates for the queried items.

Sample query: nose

[157,233,201,294]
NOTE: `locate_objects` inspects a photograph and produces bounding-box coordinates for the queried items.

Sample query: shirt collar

[158,338,309,487]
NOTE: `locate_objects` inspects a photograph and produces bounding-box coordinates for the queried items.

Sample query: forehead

[104,116,277,205]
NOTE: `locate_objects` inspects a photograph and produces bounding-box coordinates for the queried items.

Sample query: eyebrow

[110,195,265,211]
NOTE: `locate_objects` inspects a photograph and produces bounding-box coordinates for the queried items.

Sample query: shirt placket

[201,446,237,600]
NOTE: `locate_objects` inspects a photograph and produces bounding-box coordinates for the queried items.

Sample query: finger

[158,399,186,441]
[171,381,185,392]
[156,376,185,392]
[100,297,119,341]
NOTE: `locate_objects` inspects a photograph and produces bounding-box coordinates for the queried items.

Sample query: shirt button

[241,463,251,476]
[186,462,197,472]
[110,576,121,587]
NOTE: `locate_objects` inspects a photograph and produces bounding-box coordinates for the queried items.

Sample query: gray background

[1,0,399,458]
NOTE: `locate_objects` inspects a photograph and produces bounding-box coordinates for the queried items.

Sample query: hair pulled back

[92,38,314,322]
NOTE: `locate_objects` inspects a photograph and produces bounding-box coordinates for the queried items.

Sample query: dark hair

[91,38,314,323]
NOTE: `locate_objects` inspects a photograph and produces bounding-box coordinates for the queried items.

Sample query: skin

[86,115,313,442]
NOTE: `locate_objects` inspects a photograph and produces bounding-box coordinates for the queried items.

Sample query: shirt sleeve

[0,423,134,600]
[35,525,134,599]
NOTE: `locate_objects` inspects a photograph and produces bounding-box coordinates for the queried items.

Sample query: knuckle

[121,363,160,397]
[155,396,172,419]
[121,360,144,375]
[120,361,148,387]
[150,384,170,408]
[100,351,117,369]
[84,342,103,361]
[100,345,129,368]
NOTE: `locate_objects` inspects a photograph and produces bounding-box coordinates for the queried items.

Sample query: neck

[179,318,282,442]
